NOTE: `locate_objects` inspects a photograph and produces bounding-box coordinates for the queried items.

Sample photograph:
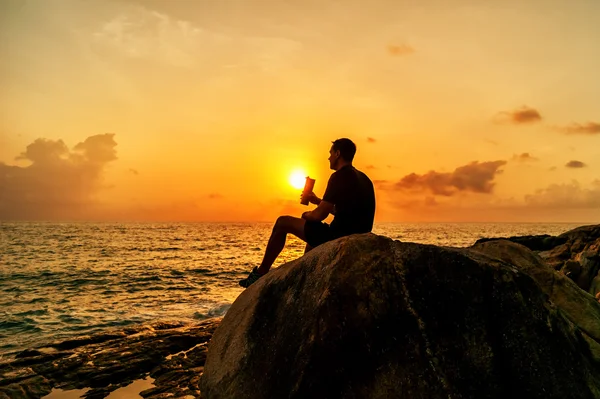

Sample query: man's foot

[239,267,265,288]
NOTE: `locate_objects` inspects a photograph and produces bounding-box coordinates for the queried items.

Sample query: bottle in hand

[300,177,316,205]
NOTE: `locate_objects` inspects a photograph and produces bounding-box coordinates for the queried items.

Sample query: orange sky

[1,0,599,222]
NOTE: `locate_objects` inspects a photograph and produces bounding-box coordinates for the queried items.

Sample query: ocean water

[0,222,585,360]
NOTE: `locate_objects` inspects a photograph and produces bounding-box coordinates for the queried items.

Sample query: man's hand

[302,200,334,222]
[300,191,321,205]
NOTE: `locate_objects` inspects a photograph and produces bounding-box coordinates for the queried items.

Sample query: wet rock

[14,350,43,359]
[0,318,220,399]
[201,233,600,399]
[561,259,582,280]
[0,375,52,399]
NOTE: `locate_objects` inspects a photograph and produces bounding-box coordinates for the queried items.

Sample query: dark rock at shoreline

[0,319,221,399]
[476,224,600,294]
[201,232,600,399]
[475,234,567,251]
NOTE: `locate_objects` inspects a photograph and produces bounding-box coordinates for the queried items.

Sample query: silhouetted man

[239,138,375,288]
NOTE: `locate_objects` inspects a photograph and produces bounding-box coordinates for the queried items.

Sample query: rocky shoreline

[2,224,599,398]
[475,224,600,295]
[0,319,220,399]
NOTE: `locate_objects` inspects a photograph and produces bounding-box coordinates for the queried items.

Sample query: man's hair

[332,138,357,162]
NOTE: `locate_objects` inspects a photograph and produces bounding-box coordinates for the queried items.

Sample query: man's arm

[302,200,335,222]
[302,191,321,206]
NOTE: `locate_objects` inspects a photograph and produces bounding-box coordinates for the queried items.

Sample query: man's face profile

[328,146,340,170]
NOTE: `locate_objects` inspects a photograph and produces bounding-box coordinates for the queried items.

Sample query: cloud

[365,165,377,170]
[524,180,600,209]
[495,106,542,124]
[377,160,506,196]
[565,160,587,168]
[94,6,204,67]
[367,137,376,143]
[129,168,139,175]
[72,135,118,164]
[387,44,415,56]
[511,153,538,162]
[0,134,117,220]
[208,193,223,199]
[93,5,301,72]
[557,122,600,135]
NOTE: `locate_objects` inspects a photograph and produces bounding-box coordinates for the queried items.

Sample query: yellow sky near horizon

[1,0,599,223]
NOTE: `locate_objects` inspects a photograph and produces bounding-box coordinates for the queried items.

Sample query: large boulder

[201,233,600,399]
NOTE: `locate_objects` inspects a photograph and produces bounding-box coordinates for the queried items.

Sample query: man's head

[329,138,356,170]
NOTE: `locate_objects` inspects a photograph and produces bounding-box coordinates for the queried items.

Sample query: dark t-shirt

[322,165,375,238]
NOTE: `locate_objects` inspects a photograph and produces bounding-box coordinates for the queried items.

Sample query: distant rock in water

[475,224,600,294]
[201,231,600,398]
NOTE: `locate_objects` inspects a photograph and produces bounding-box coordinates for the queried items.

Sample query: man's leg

[257,216,306,274]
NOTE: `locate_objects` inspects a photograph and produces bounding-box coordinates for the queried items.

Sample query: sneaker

[239,267,264,288]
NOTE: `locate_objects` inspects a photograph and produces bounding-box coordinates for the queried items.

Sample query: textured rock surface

[476,225,600,294]
[0,318,220,399]
[201,233,600,399]
[470,239,600,362]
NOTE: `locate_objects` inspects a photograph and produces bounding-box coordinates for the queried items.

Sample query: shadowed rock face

[469,239,600,362]
[0,319,220,399]
[201,233,600,399]
[475,225,600,294]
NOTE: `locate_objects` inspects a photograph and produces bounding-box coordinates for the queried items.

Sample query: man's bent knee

[273,215,306,240]
[274,216,290,231]
[274,216,298,232]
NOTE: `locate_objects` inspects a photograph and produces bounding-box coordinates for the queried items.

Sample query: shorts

[304,220,335,248]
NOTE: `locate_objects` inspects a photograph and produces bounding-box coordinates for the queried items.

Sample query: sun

[289,170,307,190]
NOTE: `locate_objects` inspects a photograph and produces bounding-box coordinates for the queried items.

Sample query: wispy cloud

[208,193,223,199]
[93,6,204,67]
[93,5,302,71]
[556,122,600,135]
[566,160,587,168]
[376,160,506,196]
[524,180,600,209]
[495,106,542,124]
[367,137,376,143]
